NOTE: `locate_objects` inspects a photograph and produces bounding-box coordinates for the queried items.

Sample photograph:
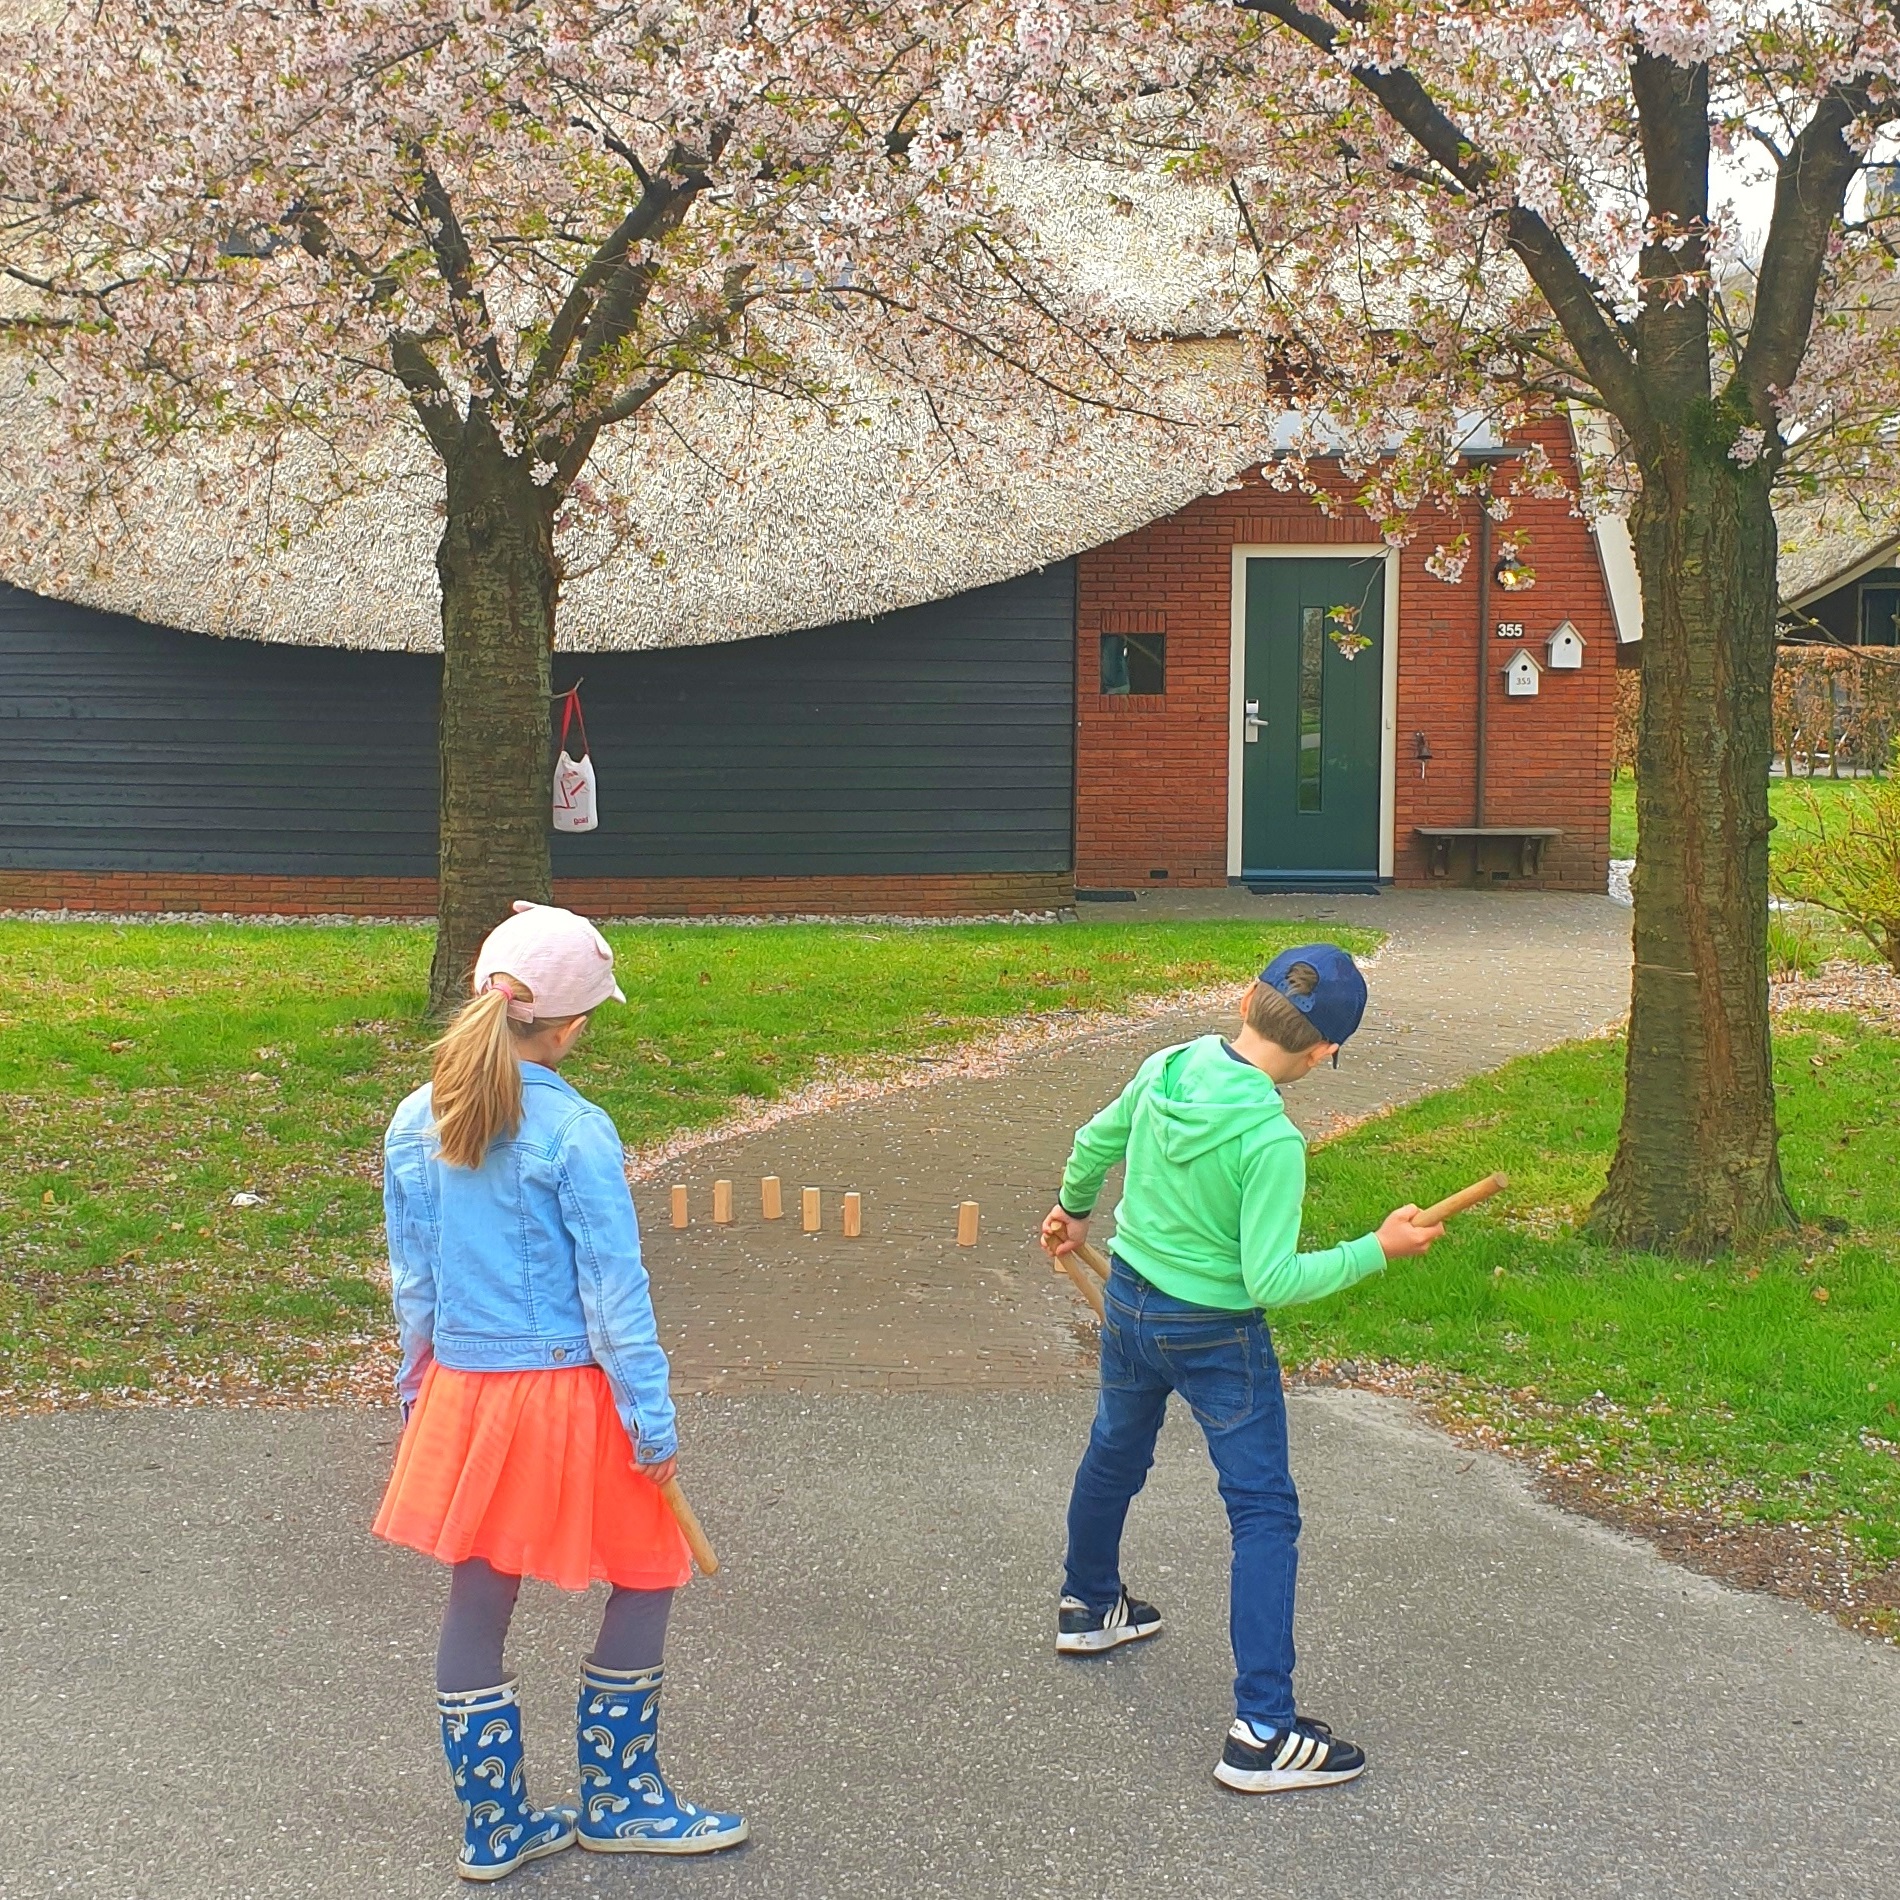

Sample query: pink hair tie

[480,975,535,1023]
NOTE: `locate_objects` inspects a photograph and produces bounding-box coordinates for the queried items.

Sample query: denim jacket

[383,1064,677,1462]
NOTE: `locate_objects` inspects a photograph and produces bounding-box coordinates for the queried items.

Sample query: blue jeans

[1063,1258,1300,1730]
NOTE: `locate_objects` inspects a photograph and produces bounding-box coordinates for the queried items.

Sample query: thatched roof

[0,352,1258,653]
[1779,493,1900,610]
[0,122,1269,655]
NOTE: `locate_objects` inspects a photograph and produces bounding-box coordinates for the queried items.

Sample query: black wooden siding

[0,565,1075,878]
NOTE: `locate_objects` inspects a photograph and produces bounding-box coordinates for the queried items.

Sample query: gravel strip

[0,1335,398,1417]
[0,908,1069,928]
[1771,959,1900,1030]
[0,909,434,928]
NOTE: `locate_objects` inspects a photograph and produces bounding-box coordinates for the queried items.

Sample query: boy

[1040,943,1441,1794]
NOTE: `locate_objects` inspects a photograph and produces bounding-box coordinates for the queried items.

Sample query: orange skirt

[373,1363,690,1592]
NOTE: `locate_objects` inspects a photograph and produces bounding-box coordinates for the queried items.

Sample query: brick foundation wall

[1075,420,1617,892]
[0,869,1075,918]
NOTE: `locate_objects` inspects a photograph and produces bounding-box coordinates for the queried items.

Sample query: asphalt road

[7,1388,1897,1900]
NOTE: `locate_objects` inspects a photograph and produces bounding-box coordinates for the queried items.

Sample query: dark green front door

[1240,557,1385,881]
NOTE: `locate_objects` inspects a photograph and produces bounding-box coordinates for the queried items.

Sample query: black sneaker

[1214,1715,1366,1792]
[1055,1589,1163,1654]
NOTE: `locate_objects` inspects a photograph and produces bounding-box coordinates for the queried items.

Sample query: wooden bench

[1414,826,1563,880]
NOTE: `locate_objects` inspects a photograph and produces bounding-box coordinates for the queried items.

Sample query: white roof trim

[1566,407,1642,643]
[1591,513,1644,643]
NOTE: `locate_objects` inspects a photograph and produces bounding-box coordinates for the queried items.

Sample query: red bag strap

[558,686,589,759]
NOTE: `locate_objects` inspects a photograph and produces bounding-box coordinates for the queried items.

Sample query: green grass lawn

[0,917,1372,1404]
[1610,768,1883,862]
[1285,1014,1900,1581]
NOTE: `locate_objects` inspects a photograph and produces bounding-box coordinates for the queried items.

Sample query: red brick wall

[1076,419,1617,891]
[0,869,1074,918]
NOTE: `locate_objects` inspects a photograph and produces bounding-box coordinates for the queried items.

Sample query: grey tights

[435,1557,675,1694]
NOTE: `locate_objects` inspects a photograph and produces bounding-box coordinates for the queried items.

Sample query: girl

[373,901,746,1880]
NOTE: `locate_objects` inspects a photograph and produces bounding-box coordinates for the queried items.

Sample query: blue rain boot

[437,1680,578,1882]
[576,1661,748,1854]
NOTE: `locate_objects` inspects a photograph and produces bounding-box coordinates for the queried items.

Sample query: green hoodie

[1058,1034,1385,1313]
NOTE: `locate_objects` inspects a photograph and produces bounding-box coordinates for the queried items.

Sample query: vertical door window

[1297,606,1325,811]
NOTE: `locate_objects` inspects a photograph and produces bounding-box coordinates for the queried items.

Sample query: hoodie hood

[1142,1036,1289,1164]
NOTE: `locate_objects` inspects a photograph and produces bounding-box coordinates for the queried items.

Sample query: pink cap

[472,902,627,1022]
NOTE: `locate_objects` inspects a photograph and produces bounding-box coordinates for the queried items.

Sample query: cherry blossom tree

[1015,0,1900,1253]
[0,0,1195,1009]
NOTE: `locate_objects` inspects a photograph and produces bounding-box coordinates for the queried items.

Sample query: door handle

[1244,699,1265,744]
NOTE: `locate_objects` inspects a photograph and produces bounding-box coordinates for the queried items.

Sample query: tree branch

[568,147,728,386]
[550,260,755,488]
[1732,82,1891,426]
[415,162,511,401]
[526,171,689,404]
[388,331,462,460]
[1628,50,1713,418]
[1238,0,1657,454]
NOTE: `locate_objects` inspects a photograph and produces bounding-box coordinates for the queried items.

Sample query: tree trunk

[426,418,560,1016]
[1588,436,1797,1253]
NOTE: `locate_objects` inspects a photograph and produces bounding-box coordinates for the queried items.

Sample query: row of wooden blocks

[668,1177,982,1245]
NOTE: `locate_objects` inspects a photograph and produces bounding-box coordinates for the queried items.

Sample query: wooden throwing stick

[660,1477,720,1577]
[1053,1249,1106,1320]
[1040,1219,1107,1321]
[1412,1172,1509,1229]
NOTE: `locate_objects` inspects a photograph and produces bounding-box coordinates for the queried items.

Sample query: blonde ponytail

[431,984,525,1170]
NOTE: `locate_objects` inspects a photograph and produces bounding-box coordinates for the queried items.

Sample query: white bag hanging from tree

[552,687,598,833]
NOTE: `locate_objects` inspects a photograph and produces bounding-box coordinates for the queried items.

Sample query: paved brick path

[644,889,1632,1394]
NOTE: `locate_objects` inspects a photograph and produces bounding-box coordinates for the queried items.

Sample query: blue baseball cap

[1259,943,1367,1059]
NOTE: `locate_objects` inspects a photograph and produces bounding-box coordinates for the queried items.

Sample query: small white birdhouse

[1545,620,1586,670]
[1504,649,1542,697]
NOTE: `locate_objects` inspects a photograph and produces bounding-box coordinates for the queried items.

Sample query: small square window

[1100,632,1166,695]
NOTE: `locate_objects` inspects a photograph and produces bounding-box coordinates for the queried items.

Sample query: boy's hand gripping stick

[661,1477,720,1576]
[1040,1219,1108,1320]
